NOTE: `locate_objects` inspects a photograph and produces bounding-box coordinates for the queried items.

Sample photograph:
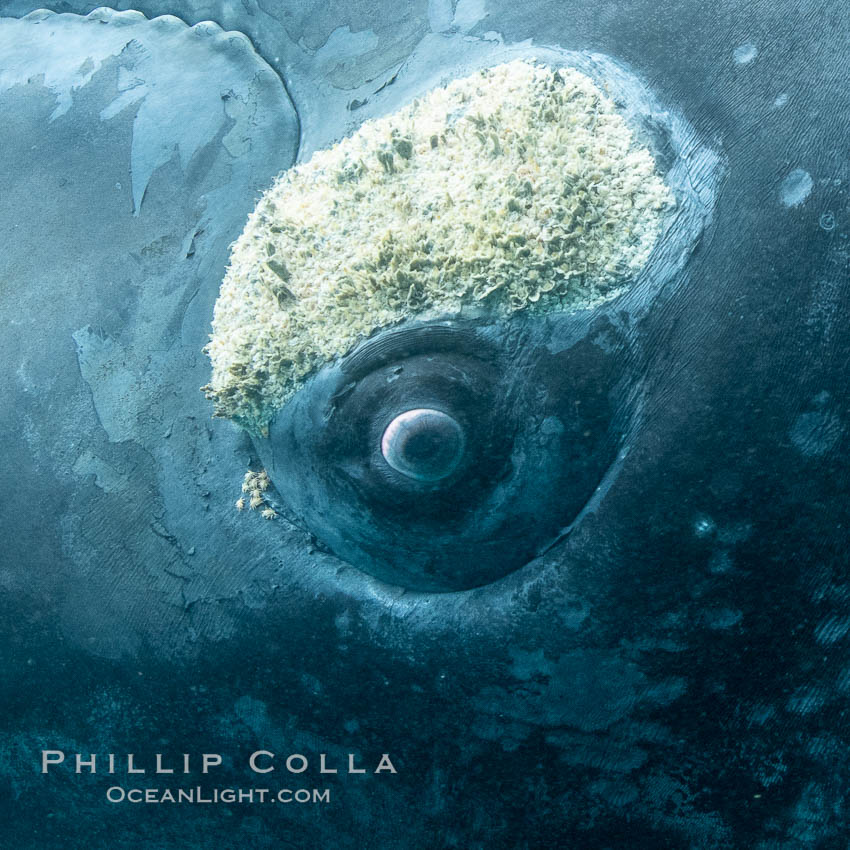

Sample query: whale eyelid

[339,322,495,381]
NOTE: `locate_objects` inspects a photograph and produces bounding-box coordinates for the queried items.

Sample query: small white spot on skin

[779,168,813,207]
[773,92,788,108]
[733,43,758,65]
[694,516,716,538]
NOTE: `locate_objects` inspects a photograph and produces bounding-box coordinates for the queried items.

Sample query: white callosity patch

[205,60,674,433]
[0,8,273,214]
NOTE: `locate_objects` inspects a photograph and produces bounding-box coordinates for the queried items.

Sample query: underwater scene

[0,0,848,846]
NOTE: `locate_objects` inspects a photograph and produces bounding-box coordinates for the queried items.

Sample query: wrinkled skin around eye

[255,313,635,591]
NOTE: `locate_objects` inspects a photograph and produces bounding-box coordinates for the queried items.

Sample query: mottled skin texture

[0,1,848,849]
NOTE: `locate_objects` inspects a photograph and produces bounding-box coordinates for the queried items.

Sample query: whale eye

[316,328,512,517]
[381,409,465,483]
[204,58,716,592]
[257,319,628,592]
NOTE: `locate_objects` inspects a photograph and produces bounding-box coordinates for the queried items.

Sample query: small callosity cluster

[204,59,674,434]
[235,470,276,519]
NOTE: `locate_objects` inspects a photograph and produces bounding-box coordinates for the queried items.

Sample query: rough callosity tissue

[204,59,674,433]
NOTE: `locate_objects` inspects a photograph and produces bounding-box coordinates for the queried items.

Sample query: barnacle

[236,469,275,514]
[205,59,674,433]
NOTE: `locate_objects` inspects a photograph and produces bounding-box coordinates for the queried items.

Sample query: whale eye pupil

[381,408,465,483]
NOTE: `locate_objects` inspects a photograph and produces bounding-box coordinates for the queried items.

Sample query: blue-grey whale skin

[0,1,848,848]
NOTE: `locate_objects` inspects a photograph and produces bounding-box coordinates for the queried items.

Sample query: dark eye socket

[260,317,627,592]
[316,338,514,519]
